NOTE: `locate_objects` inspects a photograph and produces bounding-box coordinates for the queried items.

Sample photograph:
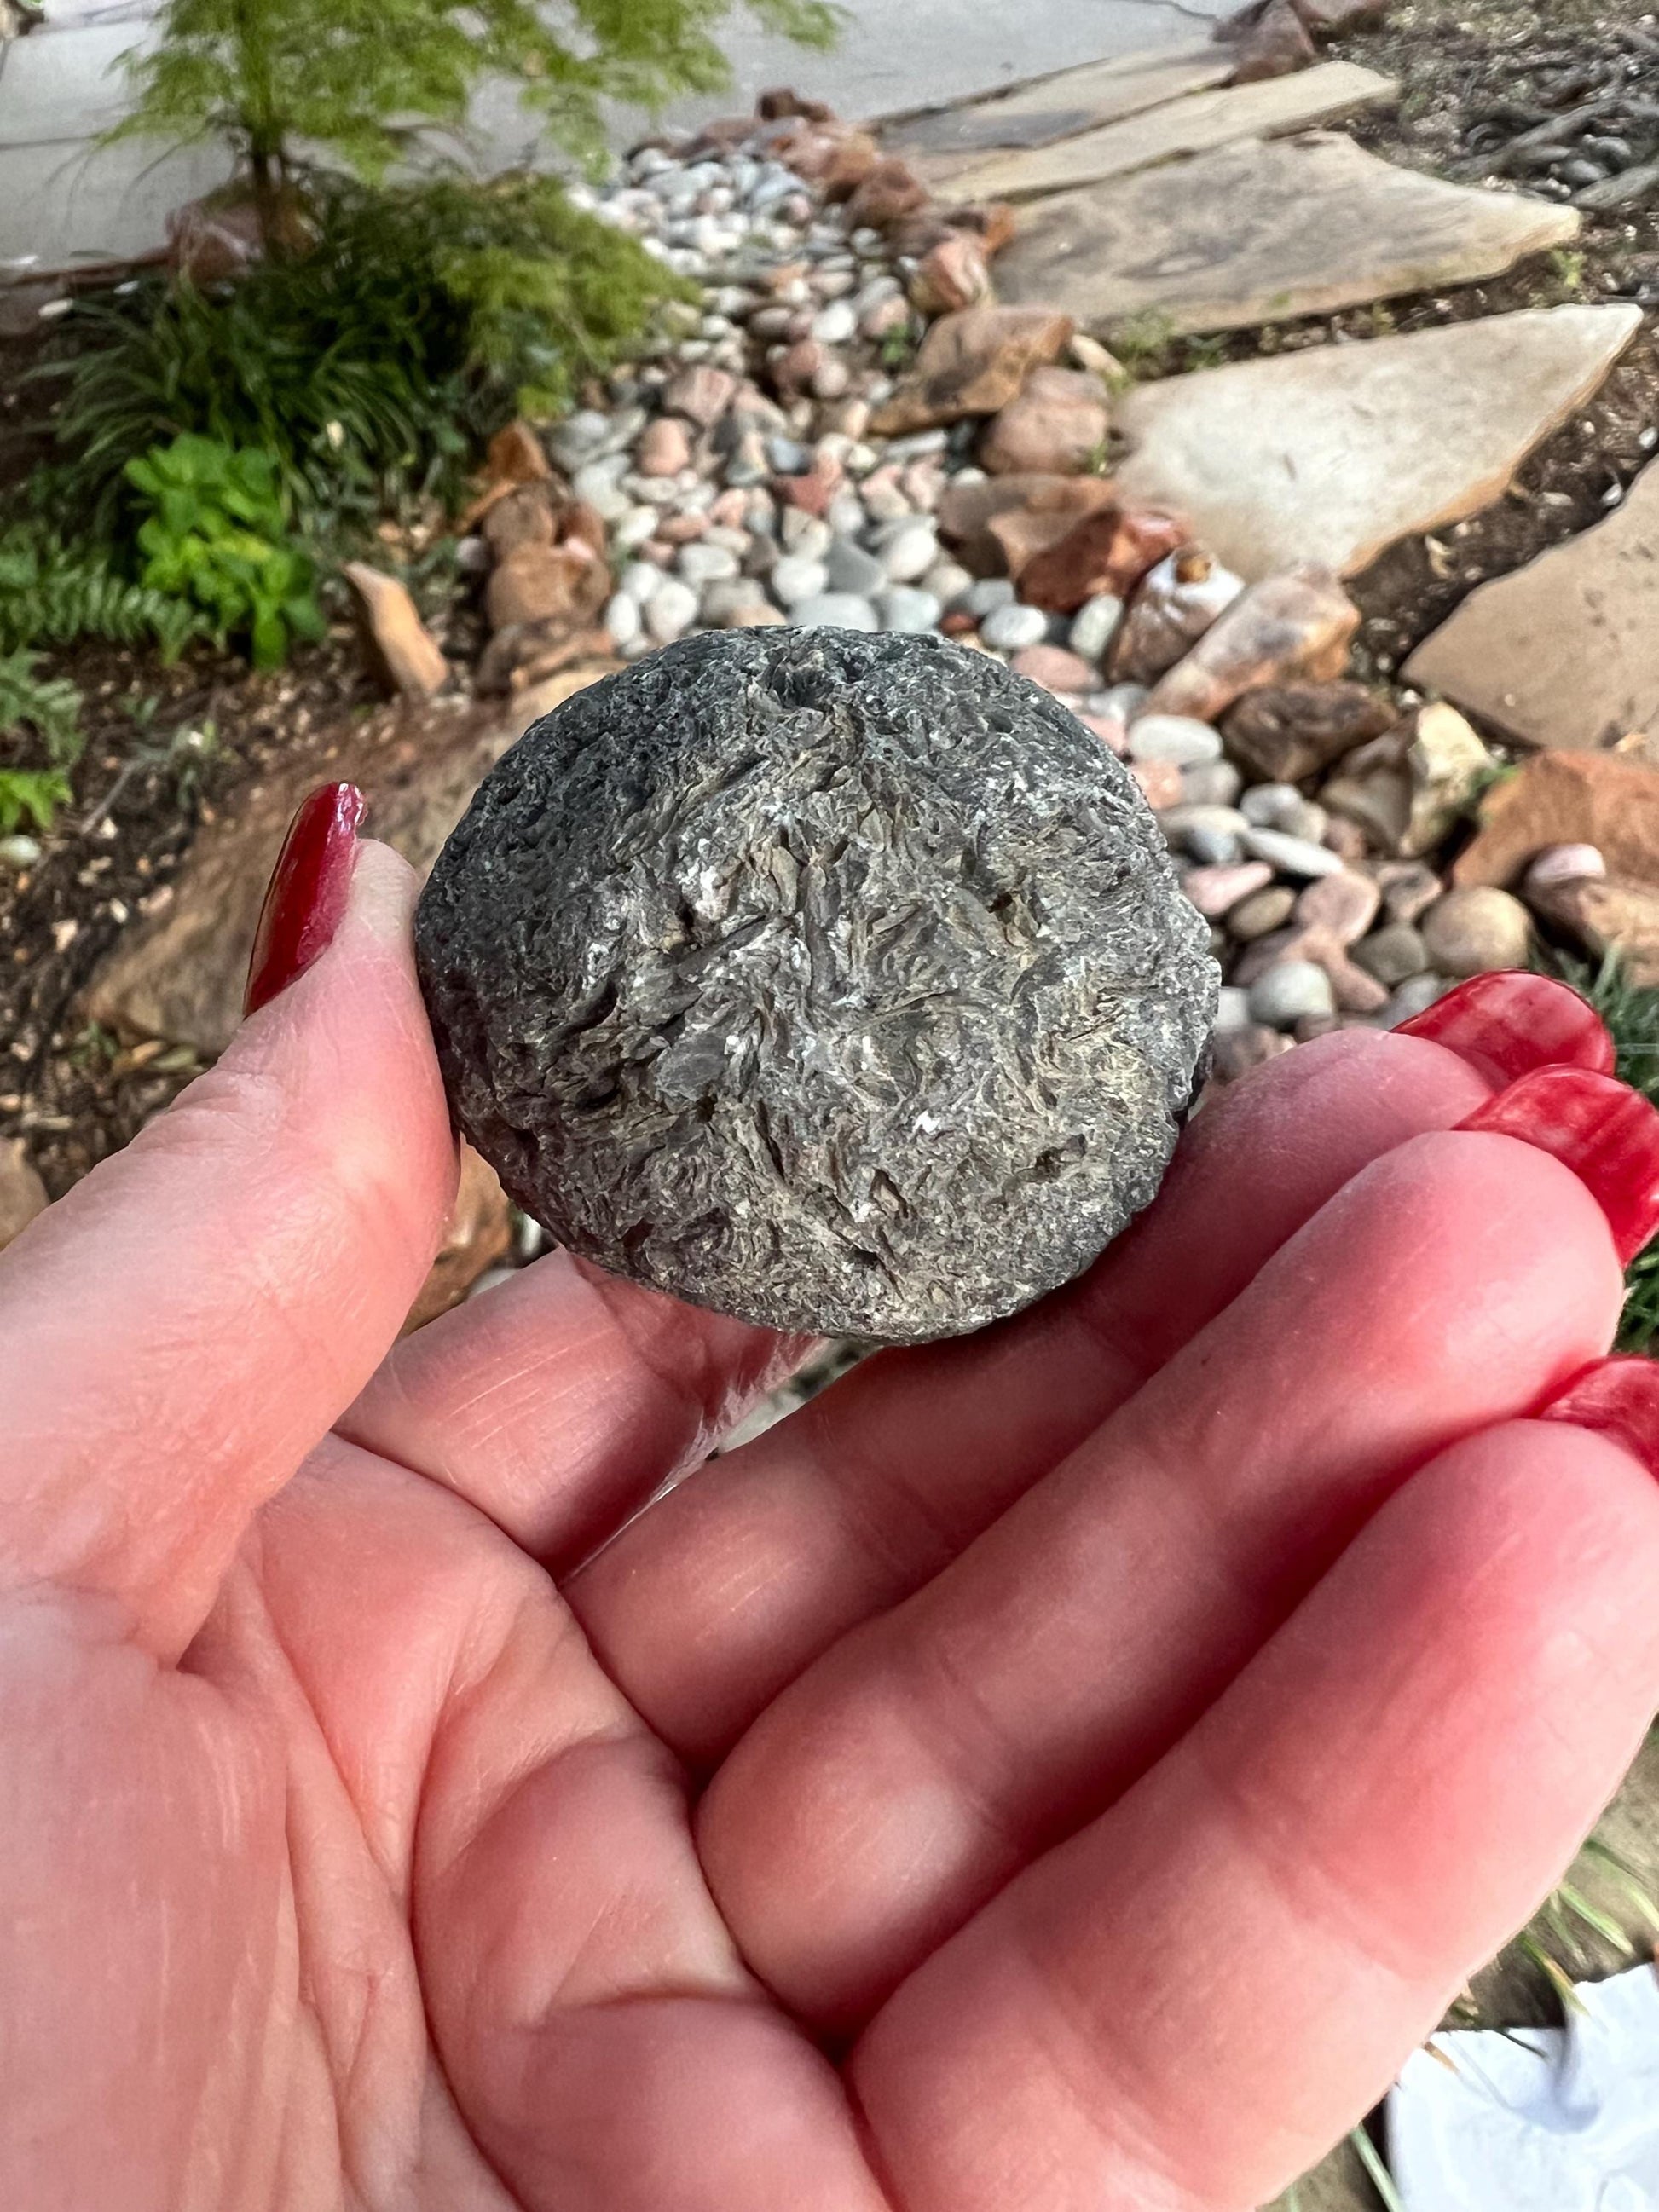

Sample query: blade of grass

[1349,2123,1406,2212]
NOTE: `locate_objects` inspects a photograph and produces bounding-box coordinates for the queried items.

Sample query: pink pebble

[1183,862,1275,919]
[1012,644,1096,695]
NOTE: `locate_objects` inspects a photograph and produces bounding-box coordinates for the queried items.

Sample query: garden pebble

[1179,759,1243,809]
[1249,959,1337,1030]
[963,578,1016,618]
[771,555,831,608]
[792,592,880,631]
[879,521,940,582]
[1419,886,1533,978]
[1127,716,1223,769]
[678,542,741,586]
[980,604,1049,653]
[1215,985,1253,1032]
[876,586,944,633]
[1226,886,1298,940]
[1183,862,1275,919]
[1068,593,1124,666]
[644,578,700,644]
[1350,922,1429,988]
[824,539,888,596]
[1240,828,1346,879]
[604,592,642,647]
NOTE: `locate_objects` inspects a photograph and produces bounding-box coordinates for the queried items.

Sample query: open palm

[6,839,1659,2212]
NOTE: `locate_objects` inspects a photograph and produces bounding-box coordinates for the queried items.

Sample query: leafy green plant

[42,175,695,531]
[0,769,73,836]
[0,523,207,659]
[124,434,325,668]
[112,0,838,235]
[0,649,83,767]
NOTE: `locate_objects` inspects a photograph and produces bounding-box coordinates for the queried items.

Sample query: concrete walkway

[1,0,1230,277]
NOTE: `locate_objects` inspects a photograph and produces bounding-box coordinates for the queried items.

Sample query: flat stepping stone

[992,134,1581,338]
[1113,303,1643,583]
[933,60,1395,205]
[887,43,1232,175]
[1407,459,1659,751]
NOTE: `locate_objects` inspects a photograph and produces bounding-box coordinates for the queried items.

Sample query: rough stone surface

[934,61,1395,204]
[871,305,1076,435]
[1222,680,1396,783]
[1407,459,1659,751]
[415,629,1217,1341]
[1115,306,1644,581]
[1454,748,1659,892]
[992,135,1581,340]
[1145,565,1359,724]
[886,43,1233,169]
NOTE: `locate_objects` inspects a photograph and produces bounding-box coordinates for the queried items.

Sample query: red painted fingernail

[244,782,367,1017]
[1540,1356,1659,1480]
[1398,972,1614,1087]
[1459,1066,1659,1266]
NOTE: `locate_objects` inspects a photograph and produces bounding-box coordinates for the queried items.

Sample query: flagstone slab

[1406,460,1659,751]
[934,60,1395,205]
[1113,303,1643,584]
[992,134,1581,338]
[886,43,1232,176]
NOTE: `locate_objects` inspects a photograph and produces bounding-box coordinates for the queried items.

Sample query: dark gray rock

[415,628,1217,1341]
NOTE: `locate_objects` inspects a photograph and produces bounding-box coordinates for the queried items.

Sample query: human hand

[6,789,1659,2212]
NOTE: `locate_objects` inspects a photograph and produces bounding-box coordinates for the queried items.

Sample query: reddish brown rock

[1010,644,1096,695]
[1222,679,1397,783]
[1231,0,1318,81]
[485,540,610,632]
[757,85,835,122]
[1144,565,1359,725]
[1454,748,1659,892]
[1131,759,1184,809]
[636,416,692,477]
[341,564,449,701]
[1110,550,1246,684]
[1020,506,1189,615]
[775,453,846,517]
[939,472,1119,574]
[910,233,992,316]
[771,338,826,396]
[481,482,557,558]
[980,366,1112,476]
[772,122,880,197]
[664,363,737,428]
[1530,874,1659,987]
[486,419,552,486]
[845,158,932,232]
[1292,0,1393,34]
[655,511,709,546]
[871,304,1076,436]
[403,1145,517,1332]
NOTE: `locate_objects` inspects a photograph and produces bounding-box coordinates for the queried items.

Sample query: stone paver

[933,60,1396,205]
[1407,458,1659,751]
[993,133,1580,338]
[886,42,1232,171]
[1,134,228,273]
[1113,303,1644,583]
[2,16,142,140]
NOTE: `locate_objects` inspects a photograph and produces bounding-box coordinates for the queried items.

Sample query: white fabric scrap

[1387,1964,1659,2211]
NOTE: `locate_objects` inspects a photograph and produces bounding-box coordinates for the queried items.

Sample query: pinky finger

[853,1418,1659,2212]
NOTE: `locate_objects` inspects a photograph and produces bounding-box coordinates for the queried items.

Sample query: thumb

[0,800,457,1659]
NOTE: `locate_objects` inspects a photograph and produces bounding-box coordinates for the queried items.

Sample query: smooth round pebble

[1214,985,1253,1033]
[880,521,939,583]
[792,592,880,632]
[1183,862,1274,919]
[644,578,700,644]
[963,578,1016,617]
[876,586,944,633]
[678,542,741,586]
[771,555,831,608]
[1379,973,1449,1028]
[1240,827,1345,880]
[0,834,42,869]
[1068,593,1124,666]
[1524,843,1606,896]
[1350,922,1429,988]
[980,603,1050,653]
[1226,886,1297,941]
[1126,715,1223,769]
[810,301,857,345]
[1240,783,1307,829]
[1249,959,1336,1030]
[1180,759,1242,809]
[1011,644,1095,696]
[824,538,888,597]
[1419,886,1532,978]
[922,559,974,607]
[604,592,642,648]
[781,510,834,559]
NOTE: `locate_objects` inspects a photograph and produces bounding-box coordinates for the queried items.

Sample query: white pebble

[620,559,667,606]
[980,604,1049,652]
[792,592,879,631]
[1240,827,1345,879]
[1068,593,1124,665]
[1249,960,1335,1030]
[1214,985,1253,1033]
[604,592,642,647]
[677,542,741,586]
[880,521,939,582]
[810,300,858,345]
[771,554,831,608]
[644,577,700,644]
[876,586,944,632]
[1126,715,1223,768]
